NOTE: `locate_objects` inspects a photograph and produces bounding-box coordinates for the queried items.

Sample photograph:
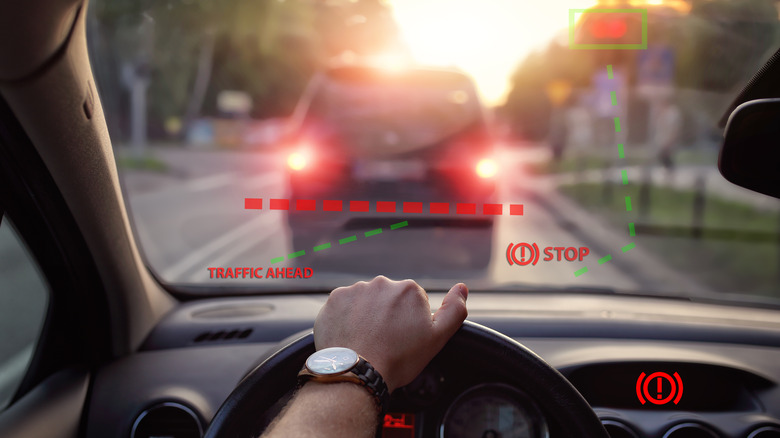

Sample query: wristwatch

[297,347,389,413]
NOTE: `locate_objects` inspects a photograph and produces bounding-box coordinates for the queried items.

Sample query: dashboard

[83,293,780,438]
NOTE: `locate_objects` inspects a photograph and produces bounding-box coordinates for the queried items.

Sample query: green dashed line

[271,221,410,263]
[313,243,331,252]
[574,65,639,277]
[390,221,409,230]
[339,235,357,244]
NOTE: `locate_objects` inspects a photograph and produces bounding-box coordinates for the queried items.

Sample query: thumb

[432,283,468,340]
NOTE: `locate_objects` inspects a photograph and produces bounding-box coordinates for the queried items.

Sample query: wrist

[298,347,390,414]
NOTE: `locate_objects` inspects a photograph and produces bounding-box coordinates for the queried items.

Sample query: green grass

[116,155,168,172]
[561,183,780,297]
[527,147,718,175]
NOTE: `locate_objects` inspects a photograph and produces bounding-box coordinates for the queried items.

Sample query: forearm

[261,382,379,438]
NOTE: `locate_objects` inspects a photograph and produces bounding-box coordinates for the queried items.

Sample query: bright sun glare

[389,0,597,106]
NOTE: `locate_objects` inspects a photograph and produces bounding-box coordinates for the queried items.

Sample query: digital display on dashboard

[382,413,415,438]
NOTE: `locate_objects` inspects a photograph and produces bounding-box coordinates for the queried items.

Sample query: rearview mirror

[719,98,780,199]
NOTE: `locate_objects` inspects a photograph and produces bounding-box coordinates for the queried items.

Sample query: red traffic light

[590,18,628,39]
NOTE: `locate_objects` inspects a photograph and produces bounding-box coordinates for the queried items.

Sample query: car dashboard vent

[131,402,203,438]
[193,328,253,343]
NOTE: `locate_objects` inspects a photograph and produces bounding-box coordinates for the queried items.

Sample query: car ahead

[2,1,780,438]
[283,65,497,270]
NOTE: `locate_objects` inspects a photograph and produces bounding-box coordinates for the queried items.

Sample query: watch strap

[298,356,390,414]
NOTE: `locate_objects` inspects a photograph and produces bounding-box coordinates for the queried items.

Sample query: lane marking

[245,198,522,216]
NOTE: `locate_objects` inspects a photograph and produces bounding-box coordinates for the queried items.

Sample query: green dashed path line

[573,64,640,277]
[391,220,409,230]
[313,243,331,252]
[339,235,357,244]
[271,220,409,264]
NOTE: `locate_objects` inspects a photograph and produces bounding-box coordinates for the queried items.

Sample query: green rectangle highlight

[607,64,613,79]
[339,235,357,244]
[365,228,383,237]
[618,143,625,158]
[270,256,284,264]
[622,242,636,252]
[625,196,632,211]
[628,222,636,237]
[313,243,331,252]
[610,91,617,106]
[621,169,628,185]
[390,221,409,230]
[614,117,621,133]
[598,254,612,265]
[574,267,589,277]
[569,9,648,50]
[288,250,305,259]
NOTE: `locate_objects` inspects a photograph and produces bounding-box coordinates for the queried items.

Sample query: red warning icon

[636,372,683,405]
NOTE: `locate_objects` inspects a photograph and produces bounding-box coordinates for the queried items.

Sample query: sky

[389,0,598,106]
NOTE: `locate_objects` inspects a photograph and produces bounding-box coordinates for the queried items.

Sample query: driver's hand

[314,276,468,393]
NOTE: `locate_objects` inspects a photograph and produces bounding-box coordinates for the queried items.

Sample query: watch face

[306,347,359,375]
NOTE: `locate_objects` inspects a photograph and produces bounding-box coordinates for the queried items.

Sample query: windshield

[88,0,780,304]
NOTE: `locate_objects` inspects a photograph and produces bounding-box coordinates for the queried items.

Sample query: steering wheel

[204,321,608,437]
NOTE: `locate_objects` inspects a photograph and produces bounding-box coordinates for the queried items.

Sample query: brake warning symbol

[636,372,683,405]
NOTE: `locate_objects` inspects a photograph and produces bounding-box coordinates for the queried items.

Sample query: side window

[0,214,49,410]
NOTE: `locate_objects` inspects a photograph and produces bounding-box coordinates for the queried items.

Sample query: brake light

[476,158,497,178]
[287,152,308,171]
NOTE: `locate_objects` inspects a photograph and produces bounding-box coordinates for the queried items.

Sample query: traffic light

[570,9,647,50]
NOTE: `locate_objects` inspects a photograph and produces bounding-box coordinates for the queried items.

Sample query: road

[120,145,694,293]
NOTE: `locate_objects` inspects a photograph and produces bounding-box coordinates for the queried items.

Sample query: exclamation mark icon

[657,376,663,400]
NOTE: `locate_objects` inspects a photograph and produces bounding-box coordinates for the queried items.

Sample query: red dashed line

[269,199,289,210]
[456,203,476,215]
[484,204,503,215]
[403,202,423,213]
[245,198,262,209]
[430,202,449,214]
[296,199,316,211]
[323,200,342,211]
[377,201,396,213]
[245,198,524,216]
[350,200,369,212]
